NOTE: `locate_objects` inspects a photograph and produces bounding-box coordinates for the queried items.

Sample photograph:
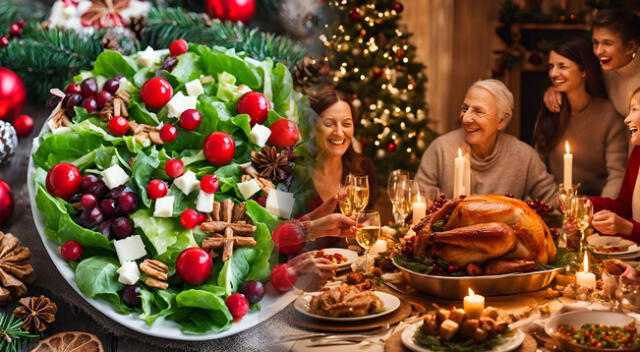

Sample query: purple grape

[102,78,120,95]
[100,199,118,217]
[88,181,109,199]
[81,78,98,97]
[80,174,99,193]
[97,90,112,109]
[83,95,99,113]
[80,193,97,209]
[46,96,62,110]
[108,185,129,200]
[68,193,83,203]
[65,93,83,116]
[121,284,141,307]
[240,280,264,304]
[79,207,103,228]
[98,218,113,240]
[162,56,178,72]
[111,217,132,239]
[118,192,137,214]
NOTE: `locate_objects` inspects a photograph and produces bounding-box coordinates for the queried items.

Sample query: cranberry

[100,199,118,217]
[165,159,184,178]
[108,116,129,136]
[79,206,103,228]
[200,174,219,194]
[160,124,177,142]
[179,109,202,130]
[270,264,297,292]
[82,95,99,113]
[147,180,168,200]
[169,38,189,56]
[140,77,173,109]
[61,240,82,261]
[118,192,138,214]
[102,78,120,95]
[65,82,82,95]
[240,280,264,304]
[203,132,235,166]
[269,119,300,148]
[272,222,305,255]
[46,163,82,200]
[180,209,200,229]
[111,217,133,239]
[81,78,98,97]
[80,193,97,209]
[121,284,141,307]
[226,293,250,320]
[236,91,270,126]
[13,114,34,136]
[176,248,212,285]
[88,181,109,199]
[97,90,113,109]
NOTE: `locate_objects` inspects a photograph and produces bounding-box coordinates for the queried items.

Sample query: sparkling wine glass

[557,183,579,248]
[355,210,381,272]
[570,195,593,255]
[339,174,355,216]
[388,170,409,224]
[351,175,370,213]
[393,178,413,227]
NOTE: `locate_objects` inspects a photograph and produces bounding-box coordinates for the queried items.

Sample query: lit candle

[454,148,465,197]
[575,253,596,289]
[564,141,573,191]
[463,288,485,319]
[412,193,427,225]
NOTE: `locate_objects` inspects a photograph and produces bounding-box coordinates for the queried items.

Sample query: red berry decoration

[0,179,13,226]
[140,77,173,109]
[200,174,220,194]
[13,114,33,136]
[226,293,249,320]
[179,109,202,130]
[160,124,177,143]
[236,92,270,126]
[392,1,404,13]
[165,158,184,178]
[147,180,168,200]
[0,67,26,122]
[169,39,189,56]
[46,163,82,200]
[61,240,82,261]
[0,37,8,47]
[272,222,305,255]
[9,24,21,38]
[108,116,129,136]
[386,141,397,152]
[176,248,212,285]
[203,132,235,166]
[270,263,297,292]
[205,0,256,24]
[349,8,362,22]
[269,119,299,148]
[180,209,201,229]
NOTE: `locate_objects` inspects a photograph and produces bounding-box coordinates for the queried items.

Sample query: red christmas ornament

[392,1,404,13]
[13,114,33,136]
[205,0,255,24]
[349,8,362,22]
[0,179,13,226]
[386,141,397,152]
[0,68,26,122]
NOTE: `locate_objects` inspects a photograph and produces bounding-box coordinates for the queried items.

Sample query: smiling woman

[415,79,557,204]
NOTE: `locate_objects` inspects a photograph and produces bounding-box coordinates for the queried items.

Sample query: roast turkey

[413,195,556,275]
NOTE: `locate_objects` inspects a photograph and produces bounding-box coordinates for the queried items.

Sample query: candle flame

[468,288,475,296]
[583,252,589,273]
[458,147,462,158]
[565,141,570,154]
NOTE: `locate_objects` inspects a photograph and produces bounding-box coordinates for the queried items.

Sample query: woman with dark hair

[545,9,640,116]
[308,88,376,211]
[534,37,627,197]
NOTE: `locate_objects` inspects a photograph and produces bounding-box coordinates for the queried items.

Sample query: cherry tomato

[272,222,305,255]
[146,180,168,200]
[236,91,270,126]
[169,39,189,56]
[164,159,184,178]
[200,174,220,194]
[203,132,235,166]
[160,124,177,142]
[108,116,129,136]
[226,293,250,320]
[176,248,212,285]
[46,163,82,200]
[140,77,173,109]
[180,109,202,130]
[180,209,201,229]
[269,119,299,148]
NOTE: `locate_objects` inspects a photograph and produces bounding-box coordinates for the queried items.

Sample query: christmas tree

[319,0,436,183]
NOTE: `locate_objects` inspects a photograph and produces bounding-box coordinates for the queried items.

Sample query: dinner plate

[591,244,640,256]
[318,248,358,270]
[293,290,400,322]
[27,123,298,341]
[400,322,525,352]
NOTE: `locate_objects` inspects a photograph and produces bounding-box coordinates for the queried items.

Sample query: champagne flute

[351,175,370,213]
[393,178,413,227]
[355,210,381,271]
[339,174,355,216]
[557,183,579,248]
[570,195,593,254]
[388,170,409,224]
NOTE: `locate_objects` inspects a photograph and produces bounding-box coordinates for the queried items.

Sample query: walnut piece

[13,295,57,332]
[139,259,169,290]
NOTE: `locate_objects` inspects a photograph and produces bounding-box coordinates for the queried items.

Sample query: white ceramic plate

[27,123,298,341]
[591,244,640,256]
[401,323,525,352]
[293,290,400,322]
[318,248,358,270]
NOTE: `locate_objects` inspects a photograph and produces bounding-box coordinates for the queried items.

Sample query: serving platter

[293,290,400,322]
[393,257,564,299]
[27,122,298,341]
[400,322,525,352]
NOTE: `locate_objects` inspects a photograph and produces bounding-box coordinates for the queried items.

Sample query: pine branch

[0,313,36,352]
[142,7,306,68]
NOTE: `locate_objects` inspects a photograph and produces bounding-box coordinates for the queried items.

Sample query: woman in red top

[591,87,640,242]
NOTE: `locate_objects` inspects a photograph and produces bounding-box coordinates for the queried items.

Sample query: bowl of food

[545,311,640,352]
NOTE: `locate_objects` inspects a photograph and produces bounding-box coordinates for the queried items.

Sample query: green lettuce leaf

[200,47,262,89]
[271,62,293,115]
[171,289,232,334]
[169,52,202,84]
[130,209,191,256]
[132,148,160,208]
[140,289,177,325]
[33,130,105,170]
[75,257,130,314]
[93,50,136,79]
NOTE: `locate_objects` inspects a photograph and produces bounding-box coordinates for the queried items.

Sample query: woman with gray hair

[415,79,557,203]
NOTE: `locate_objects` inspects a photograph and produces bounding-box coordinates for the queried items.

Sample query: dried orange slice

[30,331,103,352]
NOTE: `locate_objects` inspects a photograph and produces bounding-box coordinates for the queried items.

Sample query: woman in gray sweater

[415,79,557,204]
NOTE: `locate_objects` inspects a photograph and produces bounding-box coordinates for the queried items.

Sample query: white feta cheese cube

[117,261,140,285]
[174,170,200,195]
[196,190,214,213]
[185,79,204,97]
[154,195,174,217]
[114,235,147,264]
[237,179,261,200]
[137,46,160,68]
[100,165,130,190]
[250,124,272,147]
[167,92,197,118]
[265,190,295,219]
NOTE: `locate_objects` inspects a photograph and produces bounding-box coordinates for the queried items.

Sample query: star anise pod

[251,146,292,182]
[0,232,35,305]
[13,296,57,332]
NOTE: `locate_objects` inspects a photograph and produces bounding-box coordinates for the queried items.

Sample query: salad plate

[317,248,358,270]
[293,290,400,322]
[401,322,525,352]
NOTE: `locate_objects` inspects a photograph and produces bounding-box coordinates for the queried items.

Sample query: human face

[548,50,585,93]
[460,87,507,157]
[624,93,640,145]
[593,27,636,71]
[314,100,354,158]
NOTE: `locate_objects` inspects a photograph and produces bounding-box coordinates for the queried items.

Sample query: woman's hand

[543,86,562,112]
[621,263,640,286]
[592,210,633,236]
[309,213,356,239]
[288,251,337,291]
